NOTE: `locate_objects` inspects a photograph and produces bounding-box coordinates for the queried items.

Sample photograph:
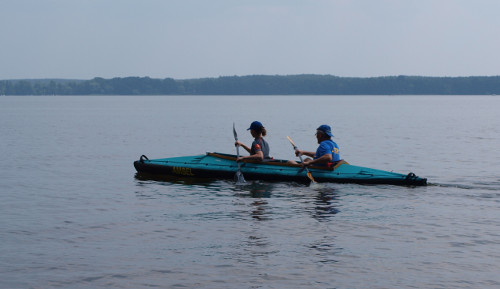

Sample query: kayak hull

[133,152,427,186]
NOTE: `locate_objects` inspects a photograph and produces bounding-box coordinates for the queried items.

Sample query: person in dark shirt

[235,121,271,162]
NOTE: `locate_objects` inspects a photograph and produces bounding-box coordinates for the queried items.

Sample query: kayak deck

[134,152,427,186]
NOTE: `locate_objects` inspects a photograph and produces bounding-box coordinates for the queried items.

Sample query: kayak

[134,152,427,186]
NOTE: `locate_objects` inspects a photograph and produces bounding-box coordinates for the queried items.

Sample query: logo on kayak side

[172,166,195,176]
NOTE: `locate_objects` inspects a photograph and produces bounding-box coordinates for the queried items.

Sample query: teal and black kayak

[134,152,427,186]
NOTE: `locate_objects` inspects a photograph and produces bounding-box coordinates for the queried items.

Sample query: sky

[2,0,500,80]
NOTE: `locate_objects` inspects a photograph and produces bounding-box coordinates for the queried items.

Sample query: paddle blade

[306,171,316,183]
[235,170,246,184]
[233,122,238,140]
[233,123,245,183]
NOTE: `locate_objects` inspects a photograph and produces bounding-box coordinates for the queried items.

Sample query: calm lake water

[1,95,500,288]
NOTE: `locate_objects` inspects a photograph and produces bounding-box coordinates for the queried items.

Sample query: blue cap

[317,124,333,137]
[247,121,264,131]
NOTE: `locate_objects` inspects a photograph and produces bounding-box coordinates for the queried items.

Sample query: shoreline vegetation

[1,74,500,95]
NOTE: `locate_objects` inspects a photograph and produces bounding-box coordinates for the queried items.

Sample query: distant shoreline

[2,74,500,95]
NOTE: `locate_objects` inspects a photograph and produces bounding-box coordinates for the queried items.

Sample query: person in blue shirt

[235,121,271,162]
[291,124,340,167]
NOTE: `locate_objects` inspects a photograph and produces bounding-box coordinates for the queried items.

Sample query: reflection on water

[236,182,341,222]
[313,187,340,221]
[135,172,218,186]
[249,199,269,221]
[238,181,274,199]
[136,172,342,222]
[232,181,274,221]
[309,236,341,264]
[135,172,342,227]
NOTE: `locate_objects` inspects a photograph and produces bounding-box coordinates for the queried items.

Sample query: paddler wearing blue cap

[235,121,272,162]
[288,124,340,167]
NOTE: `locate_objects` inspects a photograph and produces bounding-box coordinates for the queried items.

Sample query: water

[1,95,499,288]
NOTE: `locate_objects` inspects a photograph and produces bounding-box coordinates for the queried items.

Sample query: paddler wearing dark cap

[234,121,271,162]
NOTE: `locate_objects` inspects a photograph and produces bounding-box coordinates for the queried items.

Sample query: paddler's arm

[295,149,315,158]
[237,150,264,162]
[235,141,251,153]
[303,154,332,166]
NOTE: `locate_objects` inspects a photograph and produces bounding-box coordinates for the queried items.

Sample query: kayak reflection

[312,187,340,221]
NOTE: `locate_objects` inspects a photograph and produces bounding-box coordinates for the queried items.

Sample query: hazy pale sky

[2,0,500,79]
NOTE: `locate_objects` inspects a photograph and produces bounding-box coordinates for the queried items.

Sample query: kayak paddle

[287,136,316,183]
[233,122,246,183]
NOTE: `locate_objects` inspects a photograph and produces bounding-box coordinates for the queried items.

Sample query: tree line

[1,75,500,95]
